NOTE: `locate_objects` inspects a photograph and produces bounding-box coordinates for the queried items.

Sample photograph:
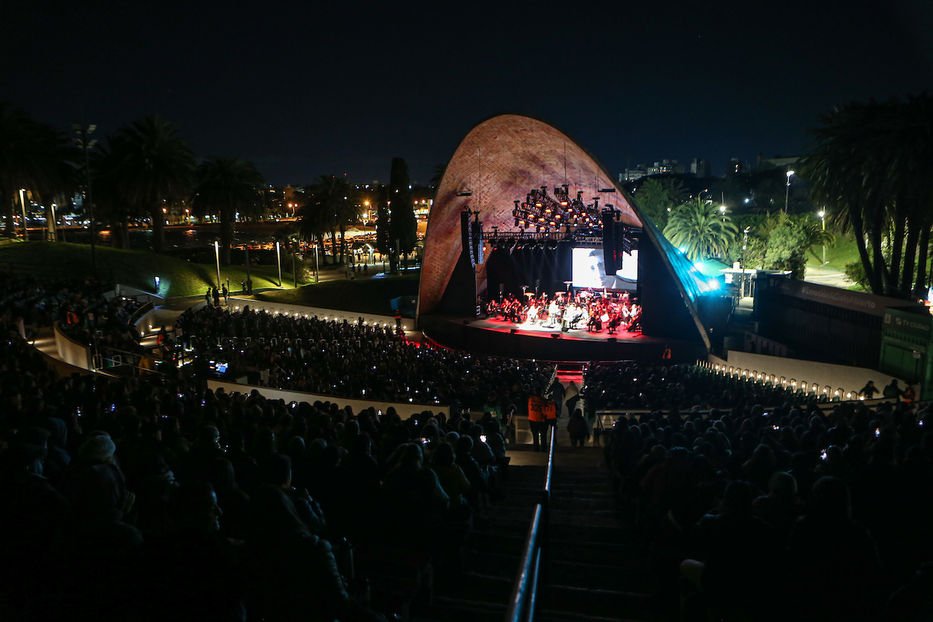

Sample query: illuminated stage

[420,314,706,363]
[418,114,716,363]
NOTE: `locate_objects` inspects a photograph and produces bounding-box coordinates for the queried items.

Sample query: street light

[275,240,283,287]
[784,170,795,213]
[19,188,28,240]
[719,204,727,221]
[818,209,827,264]
[213,240,222,290]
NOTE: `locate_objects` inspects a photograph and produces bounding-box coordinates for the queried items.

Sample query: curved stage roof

[417,114,712,359]
[419,114,642,316]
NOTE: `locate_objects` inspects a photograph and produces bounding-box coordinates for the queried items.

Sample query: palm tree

[109,116,194,253]
[306,175,357,265]
[802,96,933,297]
[0,103,75,238]
[296,194,330,265]
[192,158,264,264]
[91,142,139,248]
[663,197,738,261]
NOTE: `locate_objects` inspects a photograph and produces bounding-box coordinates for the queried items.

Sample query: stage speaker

[607,337,617,343]
[510,328,517,334]
[551,333,561,339]
[601,209,622,274]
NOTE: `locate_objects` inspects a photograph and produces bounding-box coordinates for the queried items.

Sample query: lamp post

[719,204,727,222]
[739,226,751,297]
[818,209,827,264]
[314,238,320,283]
[19,188,28,240]
[784,170,795,213]
[213,240,222,290]
[275,240,283,287]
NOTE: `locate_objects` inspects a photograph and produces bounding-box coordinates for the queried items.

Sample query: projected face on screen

[572,248,638,289]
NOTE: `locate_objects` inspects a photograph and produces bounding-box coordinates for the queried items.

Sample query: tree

[192,158,263,264]
[389,157,417,271]
[305,175,356,265]
[296,197,330,266]
[108,116,194,253]
[375,185,391,267]
[91,142,137,249]
[663,197,738,261]
[802,95,933,297]
[762,214,833,279]
[633,177,686,230]
[0,103,75,238]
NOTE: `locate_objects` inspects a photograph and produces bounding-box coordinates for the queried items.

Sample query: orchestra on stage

[483,289,642,335]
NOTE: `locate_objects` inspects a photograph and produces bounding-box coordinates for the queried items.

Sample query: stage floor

[420,314,706,362]
[468,317,656,343]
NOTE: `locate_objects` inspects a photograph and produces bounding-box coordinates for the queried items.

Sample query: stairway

[410,464,546,621]
[537,450,667,622]
[555,362,585,385]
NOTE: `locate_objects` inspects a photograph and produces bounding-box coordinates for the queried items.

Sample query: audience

[598,361,932,621]
[0,270,930,621]
[174,304,550,409]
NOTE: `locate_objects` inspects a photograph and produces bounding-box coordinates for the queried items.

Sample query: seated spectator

[681,481,782,620]
[787,476,884,621]
[752,471,802,538]
[260,453,327,536]
[137,482,246,621]
[246,484,359,622]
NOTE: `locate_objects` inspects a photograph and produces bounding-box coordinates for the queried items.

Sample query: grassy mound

[0,242,297,298]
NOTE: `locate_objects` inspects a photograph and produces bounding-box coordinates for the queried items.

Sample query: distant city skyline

[5,1,931,185]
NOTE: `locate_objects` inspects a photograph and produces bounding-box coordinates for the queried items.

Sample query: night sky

[4,1,931,185]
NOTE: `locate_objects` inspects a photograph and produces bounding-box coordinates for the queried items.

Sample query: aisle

[538,448,664,622]
[410,464,546,621]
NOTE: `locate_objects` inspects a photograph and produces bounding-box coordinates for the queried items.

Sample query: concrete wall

[206,379,448,420]
[53,323,92,370]
[225,297,416,332]
[135,307,187,333]
[710,351,908,396]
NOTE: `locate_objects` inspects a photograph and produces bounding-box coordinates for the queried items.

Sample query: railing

[505,425,556,622]
[94,344,163,377]
[694,359,879,402]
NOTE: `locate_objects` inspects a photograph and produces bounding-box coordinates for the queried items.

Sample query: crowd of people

[582,362,796,413]
[596,362,932,621]
[174,305,552,411]
[3,268,932,620]
[485,289,641,334]
[0,272,518,620]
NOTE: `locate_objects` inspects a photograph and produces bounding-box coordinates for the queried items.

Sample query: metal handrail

[505,426,556,622]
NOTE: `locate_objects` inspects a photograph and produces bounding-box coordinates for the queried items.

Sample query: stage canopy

[417,114,713,351]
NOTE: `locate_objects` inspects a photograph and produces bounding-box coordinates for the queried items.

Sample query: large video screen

[571,247,638,289]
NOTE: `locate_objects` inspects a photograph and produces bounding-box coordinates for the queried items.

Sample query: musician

[547,299,561,328]
[627,303,642,332]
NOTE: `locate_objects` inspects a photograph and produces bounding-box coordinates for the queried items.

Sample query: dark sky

[4,0,931,185]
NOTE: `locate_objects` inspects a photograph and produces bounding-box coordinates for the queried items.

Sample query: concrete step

[410,595,506,622]
[540,584,654,621]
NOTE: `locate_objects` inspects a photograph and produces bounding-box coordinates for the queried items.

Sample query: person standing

[527,396,547,452]
[548,378,565,418]
[567,409,589,448]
